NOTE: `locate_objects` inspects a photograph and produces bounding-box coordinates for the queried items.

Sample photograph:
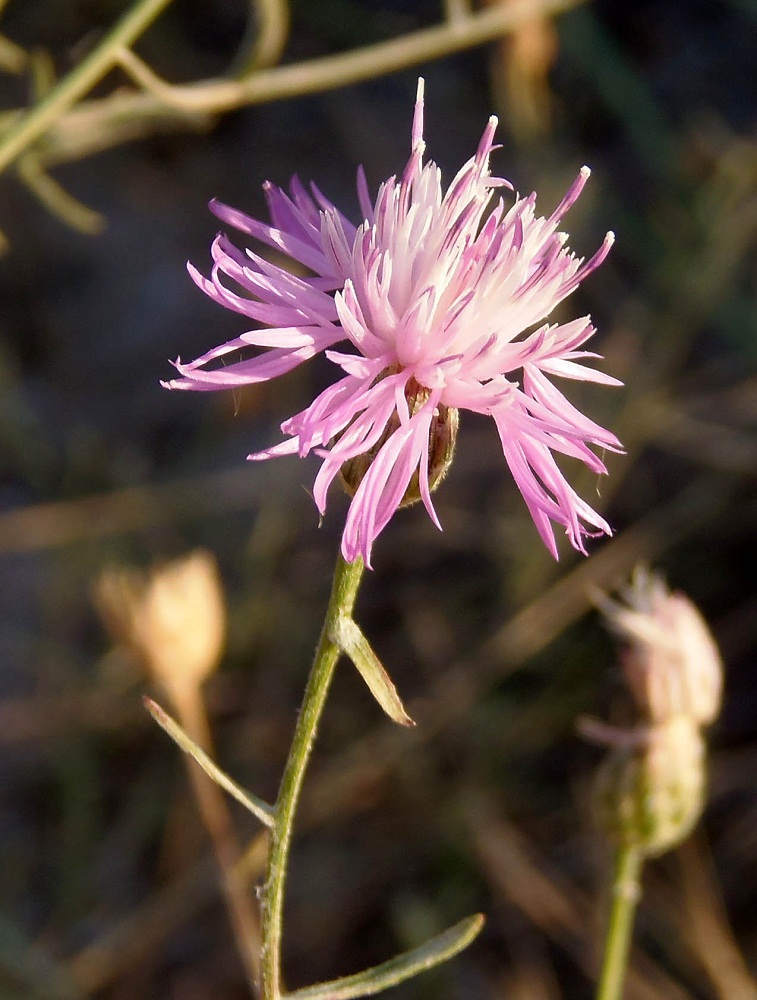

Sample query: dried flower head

[597,566,723,726]
[165,79,621,566]
[94,551,225,696]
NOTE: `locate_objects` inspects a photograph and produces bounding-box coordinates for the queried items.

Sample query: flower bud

[586,568,724,858]
[94,550,225,696]
[593,715,706,856]
[339,377,458,508]
[597,566,722,726]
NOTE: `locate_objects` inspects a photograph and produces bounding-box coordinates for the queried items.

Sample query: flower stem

[261,553,365,1000]
[596,845,644,1000]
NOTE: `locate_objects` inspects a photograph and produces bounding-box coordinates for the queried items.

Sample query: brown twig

[168,681,264,996]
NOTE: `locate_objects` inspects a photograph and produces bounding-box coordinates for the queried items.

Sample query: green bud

[339,377,458,508]
[593,716,706,857]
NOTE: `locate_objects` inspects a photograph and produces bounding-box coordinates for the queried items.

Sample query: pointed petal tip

[348,538,374,571]
[358,547,374,571]
[161,374,193,392]
[342,538,373,571]
[412,78,426,149]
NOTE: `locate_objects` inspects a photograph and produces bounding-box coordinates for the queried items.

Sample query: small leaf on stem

[331,617,415,727]
[285,913,485,999]
[144,697,275,827]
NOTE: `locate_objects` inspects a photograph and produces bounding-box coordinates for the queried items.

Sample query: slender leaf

[144,697,275,827]
[332,617,414,727]
[286,913,485,1000]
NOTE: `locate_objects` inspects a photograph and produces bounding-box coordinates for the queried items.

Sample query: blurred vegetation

[0,1,756,998]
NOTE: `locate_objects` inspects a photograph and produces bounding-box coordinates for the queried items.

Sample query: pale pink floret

[165,79,622,567]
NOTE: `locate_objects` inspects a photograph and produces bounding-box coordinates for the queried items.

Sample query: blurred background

[1,1,756,997]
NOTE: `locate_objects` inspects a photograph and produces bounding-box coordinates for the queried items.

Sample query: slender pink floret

[165,80,622,566]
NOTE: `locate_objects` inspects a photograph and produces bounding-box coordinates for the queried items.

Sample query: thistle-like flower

[165,80,621,566]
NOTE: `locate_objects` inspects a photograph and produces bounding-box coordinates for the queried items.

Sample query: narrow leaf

[286,913,484,1000]
[331,617,414,727]
[144,697,275,827]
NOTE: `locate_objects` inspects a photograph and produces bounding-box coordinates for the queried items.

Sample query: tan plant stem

[261,554,365,1000]
[92,0,587,113]
[233,0,290,73]
[169,681,263,996]
[0,0,586,174]
[0,0,175,175]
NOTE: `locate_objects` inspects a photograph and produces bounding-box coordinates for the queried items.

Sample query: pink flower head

[165,79,622,567]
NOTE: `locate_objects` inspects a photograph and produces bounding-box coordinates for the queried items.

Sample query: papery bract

[165,80,622,566]
[598,566,723,726]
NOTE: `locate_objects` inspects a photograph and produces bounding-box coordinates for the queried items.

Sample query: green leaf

[331,617,414,727]
[144,697,275,827]
[285,913,485,1000]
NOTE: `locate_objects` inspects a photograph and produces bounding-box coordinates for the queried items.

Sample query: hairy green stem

[596,846,644,1000]
[0,0,174,175]
[261,553,365,1000]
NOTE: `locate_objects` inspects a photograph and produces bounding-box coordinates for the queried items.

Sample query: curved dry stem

[98,0,586,114]
[233,0,290,73]
[0,32,27,74]
[16,153,105,233]
[0,0,175,175]
[0,0,586,176]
